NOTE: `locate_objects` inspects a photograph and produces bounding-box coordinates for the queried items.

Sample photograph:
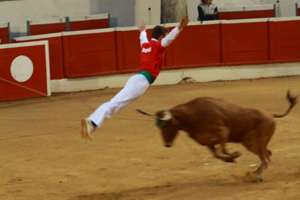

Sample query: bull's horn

[136,109,155,116]
[159,110,172,121]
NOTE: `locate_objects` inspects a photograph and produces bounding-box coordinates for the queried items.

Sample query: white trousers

[88,74,150,127]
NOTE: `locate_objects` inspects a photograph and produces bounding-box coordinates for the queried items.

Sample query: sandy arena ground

[1,76,300,200]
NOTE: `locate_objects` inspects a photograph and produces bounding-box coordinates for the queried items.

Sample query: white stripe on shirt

[161,26,181,48]
[140,31,148,47]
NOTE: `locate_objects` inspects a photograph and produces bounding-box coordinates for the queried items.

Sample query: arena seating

[218,5,275,20]
[27,18,66,36]
[67,14,109,31]
[27,14,109,36]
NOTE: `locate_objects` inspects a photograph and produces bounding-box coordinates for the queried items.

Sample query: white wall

[0,0,90,37]
[135,0,161,25]
[89,0,161,27]
[1,0,162,41]
[89,0,136,27]
[278,0,297,17]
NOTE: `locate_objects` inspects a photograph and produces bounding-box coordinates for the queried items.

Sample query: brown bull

[137,91,297,182]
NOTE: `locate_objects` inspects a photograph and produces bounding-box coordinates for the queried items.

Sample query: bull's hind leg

[256,149,272,174]
[256,151,270,180]
[243,143,272,182]
[242,121,275,182]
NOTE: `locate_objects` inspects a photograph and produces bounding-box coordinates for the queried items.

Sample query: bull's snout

[165,143,172,148]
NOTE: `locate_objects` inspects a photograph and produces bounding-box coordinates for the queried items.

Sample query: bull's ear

[156,110,172,121]
[155,111,164,119]
[162,110,171,120]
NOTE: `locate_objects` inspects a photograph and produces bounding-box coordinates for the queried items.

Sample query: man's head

[202,0,212,5]
[152,26,169,40]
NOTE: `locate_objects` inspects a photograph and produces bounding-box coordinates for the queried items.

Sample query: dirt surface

[1,76,300,200]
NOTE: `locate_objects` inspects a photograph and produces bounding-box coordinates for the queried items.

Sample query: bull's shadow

[71,177,253,200]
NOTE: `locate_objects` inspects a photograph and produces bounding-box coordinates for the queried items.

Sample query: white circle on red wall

[10,55,34,82]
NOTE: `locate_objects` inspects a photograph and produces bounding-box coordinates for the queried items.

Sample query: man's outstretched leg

[81,74,149,141]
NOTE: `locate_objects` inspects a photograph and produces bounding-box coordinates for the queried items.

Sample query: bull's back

[171,97,236,127]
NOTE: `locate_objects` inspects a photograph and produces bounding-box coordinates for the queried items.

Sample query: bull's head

[155,110,179,148]
[137,109,179,148]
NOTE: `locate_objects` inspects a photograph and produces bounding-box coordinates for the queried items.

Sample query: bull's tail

[273,90,298,118]
[136,109,155,116]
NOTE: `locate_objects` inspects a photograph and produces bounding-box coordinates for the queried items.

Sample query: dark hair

[152,26,169,40]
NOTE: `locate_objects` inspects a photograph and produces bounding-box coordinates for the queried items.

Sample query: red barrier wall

[223,22,270,64]
[0,41,50,101]
[2,17,300,101]
[0,26,9,44]
[166,24,222,69]
[10,18,300,81]
[269,20,300,62]
[115,28,144,72]
[13,33,65,80]
[63,30,118,78]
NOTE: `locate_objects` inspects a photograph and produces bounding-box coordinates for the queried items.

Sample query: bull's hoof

[252,177,263,183]
[245,172,263,183]
[267,149,272,156]
[232,151,241,158]
[224,157,236,163]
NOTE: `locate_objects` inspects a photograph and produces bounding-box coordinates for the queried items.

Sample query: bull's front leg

[217,127,241,159]
[220,143,241,159]
[208,145,237,163]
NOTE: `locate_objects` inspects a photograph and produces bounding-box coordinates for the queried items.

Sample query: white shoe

[81,118,95,141]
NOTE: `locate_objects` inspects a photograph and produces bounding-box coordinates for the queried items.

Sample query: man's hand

[138,21,146,32]
[178,14,189,30]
